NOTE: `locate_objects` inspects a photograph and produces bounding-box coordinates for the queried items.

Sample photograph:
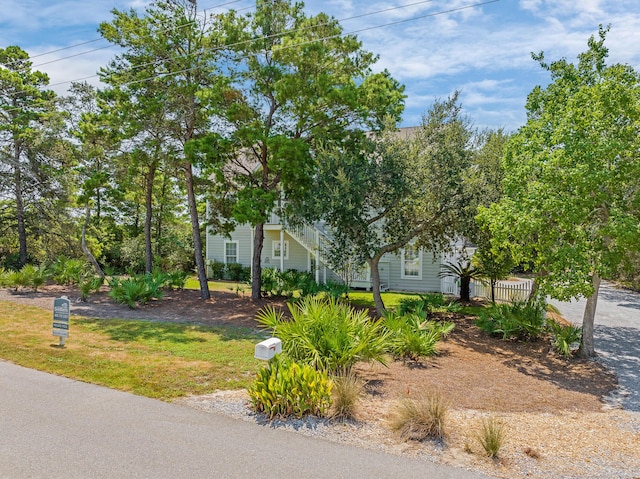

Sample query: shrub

[397,293,460,316]
[256,296,388,374]
[475,300,546,341]
[108,274,164,308]
[23,264,49,291]
[390,391,449,441]
[548,319,582,358]
[331,372,364,420]
[50,257,87,285]
[225,263,250,282]
[321,280,349,300]
[208,260,225,280]
[247,354,333,419]
[476,416,506,458]
[383,311,454,361]
[78,275,104,302]
[166,270,188,290]
[259,269,319,298]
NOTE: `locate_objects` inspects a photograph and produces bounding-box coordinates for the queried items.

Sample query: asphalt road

[0,361,493,479]
[549,281,640,412]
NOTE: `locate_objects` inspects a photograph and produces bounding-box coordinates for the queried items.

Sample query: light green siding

[385,250,442,292]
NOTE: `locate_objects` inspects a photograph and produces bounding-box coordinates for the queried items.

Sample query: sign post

[52,296,70,347]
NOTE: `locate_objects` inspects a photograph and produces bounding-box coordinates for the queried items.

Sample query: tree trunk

[578,272,601,358]
[460,276,471,302]
[184,162,210,300]
[490,278,496,304]
[368,256,386,317]
[144,167,156,274]
[81,204,105,279]
[14,147,28,268]
[251,223,264,300]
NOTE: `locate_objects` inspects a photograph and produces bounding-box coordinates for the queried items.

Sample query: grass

[0,300,263,400]
[476,416,506,458]
[390,391,449,441]
[184,277,250,294]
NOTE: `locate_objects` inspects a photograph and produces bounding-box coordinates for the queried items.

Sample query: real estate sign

[52,296,70,342]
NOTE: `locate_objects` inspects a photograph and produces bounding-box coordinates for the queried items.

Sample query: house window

[272,240,289,260]
[224,241,238,264]
[401,245,422,280]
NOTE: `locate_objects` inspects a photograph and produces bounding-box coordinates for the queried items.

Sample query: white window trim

[401,246,423,280]
[272,240,289,260]
[224,240,239,264]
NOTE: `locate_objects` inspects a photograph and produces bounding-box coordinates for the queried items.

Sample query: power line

[2,0,500,104]
[30,0,434,72]
[4,0,249,69]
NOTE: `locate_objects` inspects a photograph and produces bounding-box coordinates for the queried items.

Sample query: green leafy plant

[108,274,164,308]
[256,296,388,374]
[438,260,483,302]
[330,371,364,420]
[50,257,87,285]
[390,391,449,441]
[208,260,226,280]
[78,275,104,302]
[397,292,460,316]
[225,262,250,282]
[166,270,188,290]
[476,416,506,458]
[475,300,546,341]
[383,311,454,361]
[247,354,333,419]
[548,319,582,358]
[321,280,349,300]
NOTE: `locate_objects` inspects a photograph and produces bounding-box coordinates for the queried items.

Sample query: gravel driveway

[549,281,640,412]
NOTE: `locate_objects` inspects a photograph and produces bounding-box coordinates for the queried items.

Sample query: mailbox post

[52,296,70,347]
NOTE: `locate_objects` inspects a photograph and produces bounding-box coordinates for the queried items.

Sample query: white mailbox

[255,337,282,360]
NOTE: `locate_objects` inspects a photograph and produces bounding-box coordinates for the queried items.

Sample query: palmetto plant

[438,260,483,302]
[256,296,388,374]
[382,311,454,361]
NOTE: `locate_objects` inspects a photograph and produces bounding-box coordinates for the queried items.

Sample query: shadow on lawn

[79,318,262,344]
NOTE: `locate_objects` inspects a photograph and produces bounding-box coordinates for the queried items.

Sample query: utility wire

[2,0,500,104]
[30,0,435,72]
[4,0,249,69]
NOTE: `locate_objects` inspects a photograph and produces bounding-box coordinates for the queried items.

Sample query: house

[205,125,469,294]
[205,210,465,294]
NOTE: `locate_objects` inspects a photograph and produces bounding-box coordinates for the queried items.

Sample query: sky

[2,0,640,132]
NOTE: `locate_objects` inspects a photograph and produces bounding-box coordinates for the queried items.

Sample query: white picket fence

[471,279,533,303]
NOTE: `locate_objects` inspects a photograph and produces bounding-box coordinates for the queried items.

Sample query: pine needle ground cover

[0,300,262,399]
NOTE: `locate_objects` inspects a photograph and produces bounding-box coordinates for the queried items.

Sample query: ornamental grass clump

[330,371,364,420]
[390,391,449,441]
[247,354,332,419]
[256,296,388,374]
[476,416,506,458]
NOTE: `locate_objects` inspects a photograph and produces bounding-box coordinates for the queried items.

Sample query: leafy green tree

[99,0,232,298]
[308,94,473,315]
[479,27,640,357]
[0,46,69,267]
[203,0,405,300]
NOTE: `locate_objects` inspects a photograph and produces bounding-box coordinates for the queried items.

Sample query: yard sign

[53,296,70,347]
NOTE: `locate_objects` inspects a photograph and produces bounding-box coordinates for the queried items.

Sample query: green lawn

[0,300,263,400]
